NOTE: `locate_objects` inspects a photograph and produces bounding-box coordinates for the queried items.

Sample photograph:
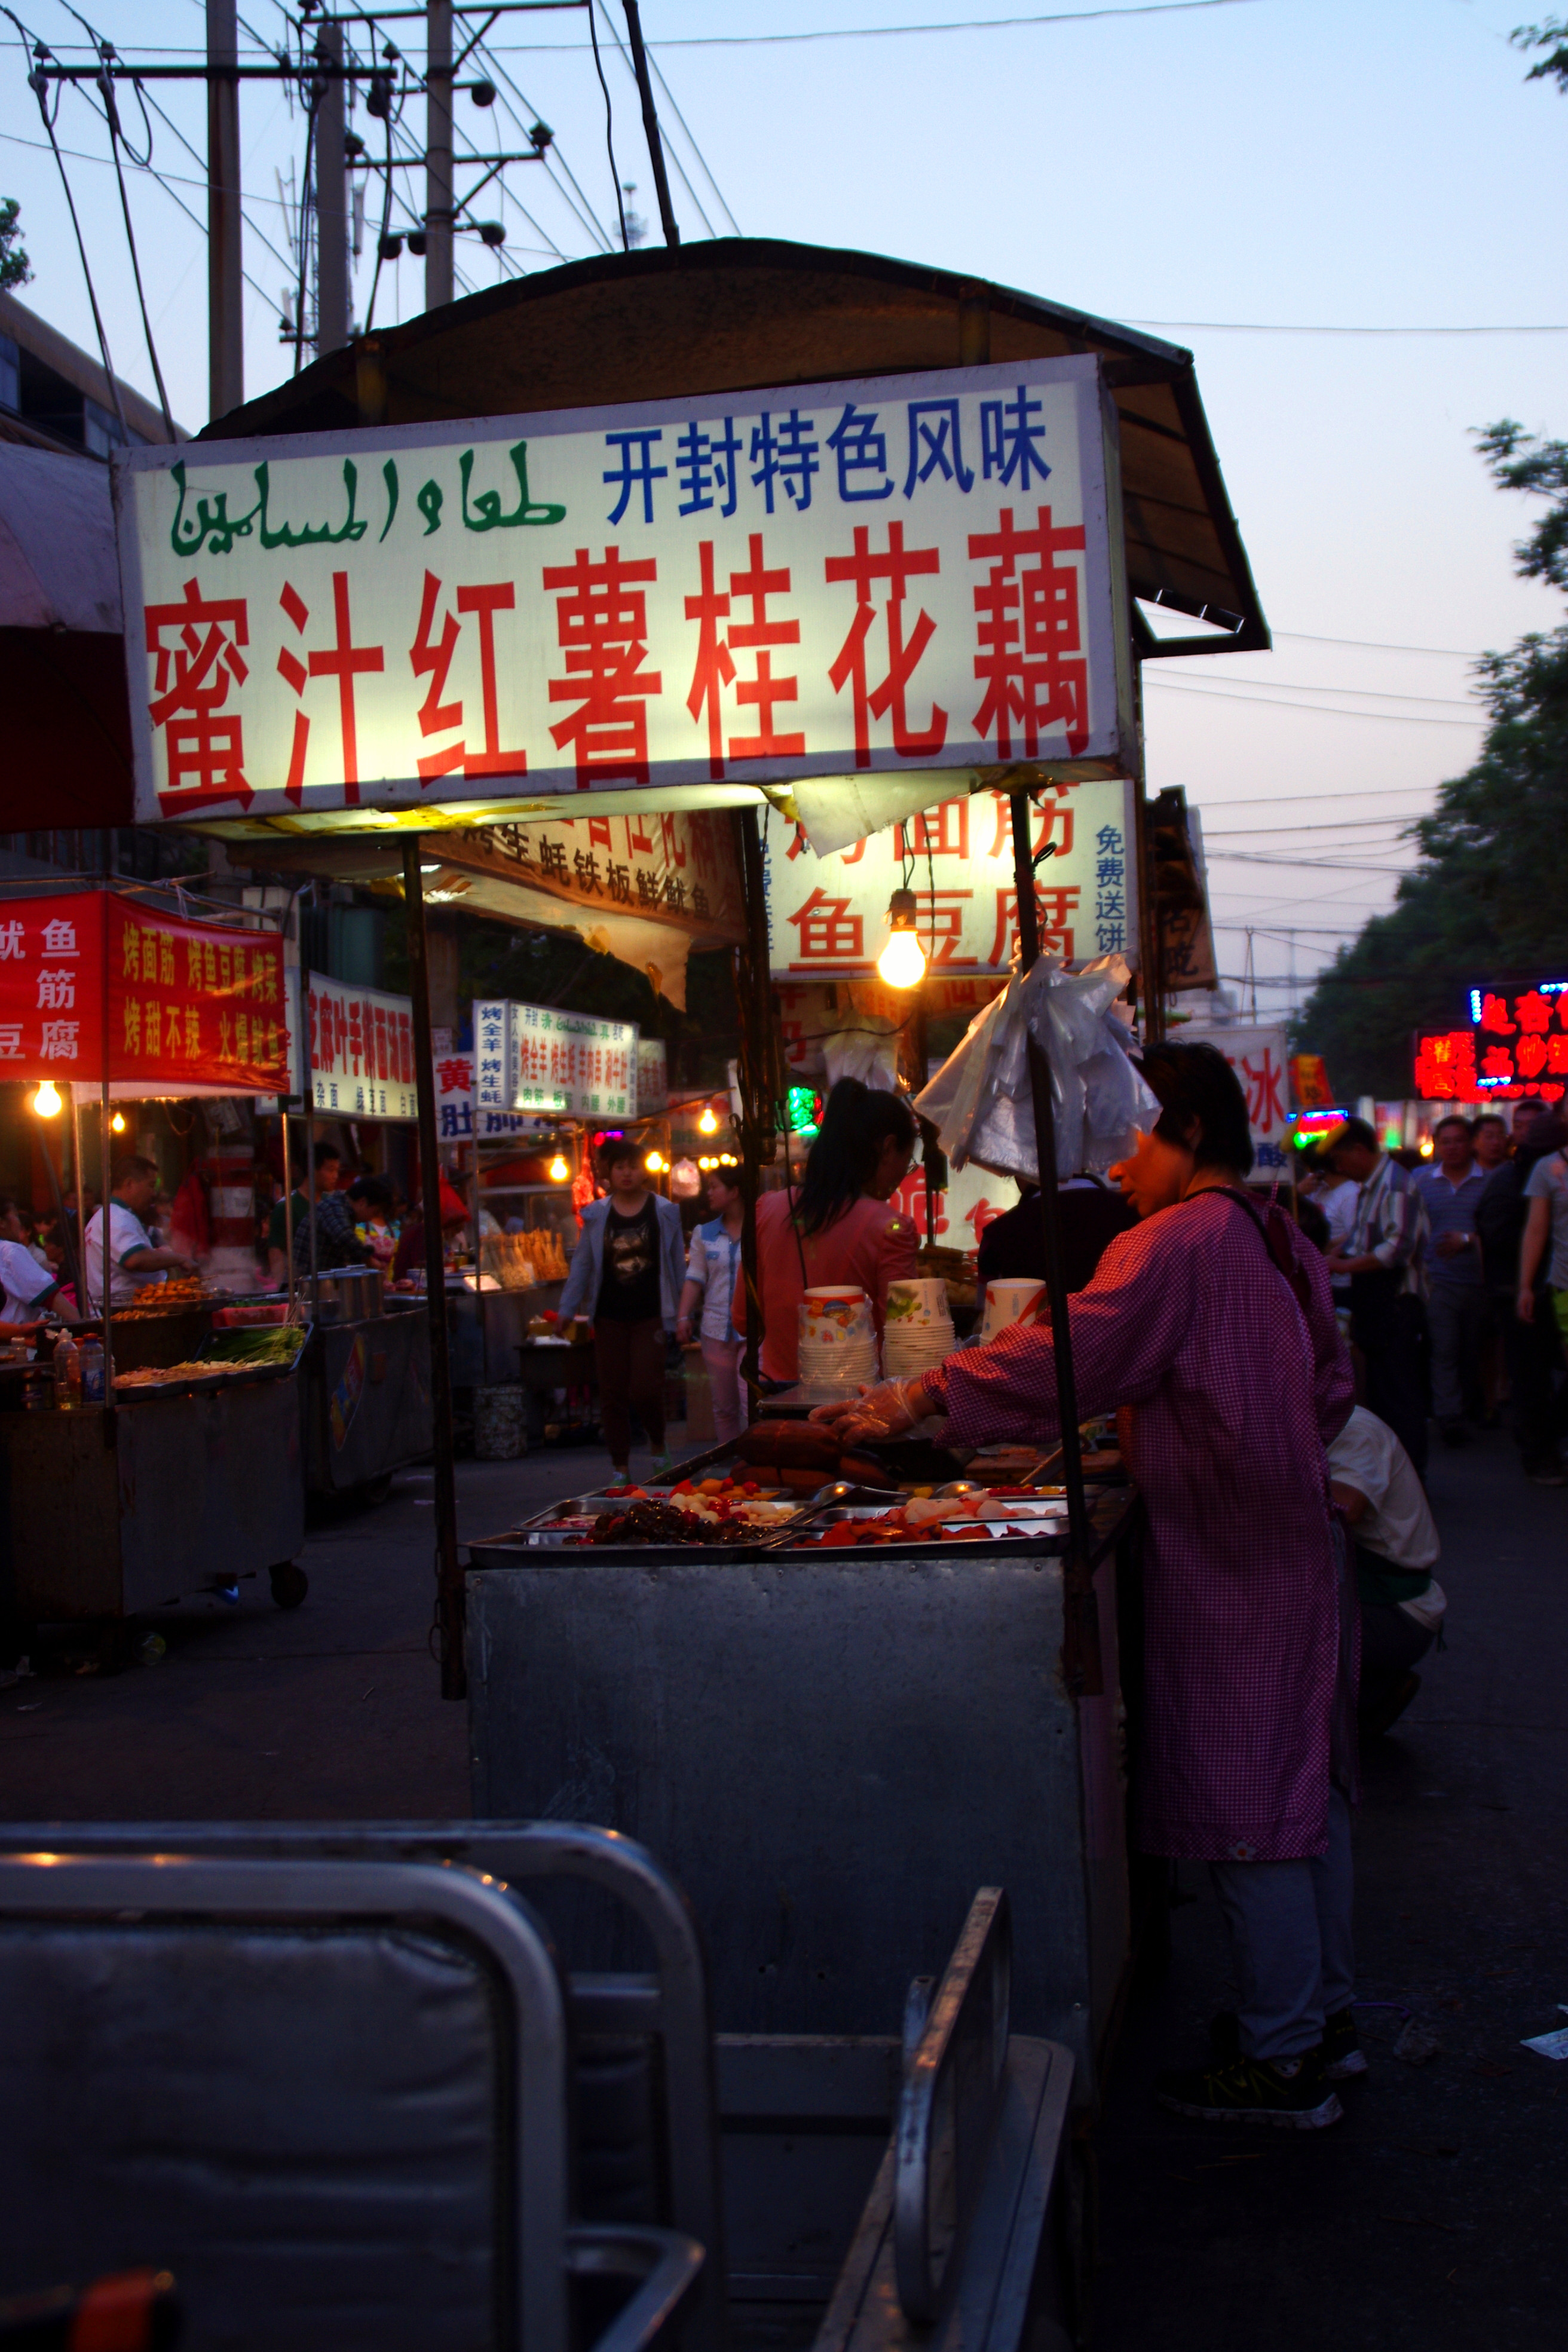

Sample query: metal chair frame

[0,1822,726,2352]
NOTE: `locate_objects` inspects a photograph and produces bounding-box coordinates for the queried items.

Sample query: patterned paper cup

[979,1280,1047,1344]
[884,1278,949,1327]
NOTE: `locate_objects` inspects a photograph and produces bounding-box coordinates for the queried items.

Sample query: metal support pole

[424,0,455,311]
[620,0,680,249]
[68,1090,87,1303]
[38,1104,81,1310]
[206,0,244,418]
[314,20,351,354]
[732,807,773,1419]
[1009,790,1100,1695]
[280,1104,296,1313]
[97,884,114,1419]
[403,838,466,1699]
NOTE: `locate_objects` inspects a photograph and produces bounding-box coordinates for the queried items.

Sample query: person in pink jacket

[815,1042,1359,2132]
[734,1079,920,1385]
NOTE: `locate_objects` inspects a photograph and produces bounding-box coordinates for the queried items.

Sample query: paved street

[1,1426,1562,2348]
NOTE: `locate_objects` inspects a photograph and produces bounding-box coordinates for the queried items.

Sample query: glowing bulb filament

[877,927,927,989]
[30,1080,62,1119]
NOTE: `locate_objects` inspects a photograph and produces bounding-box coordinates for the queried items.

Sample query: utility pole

[425,0,455,309]
[621,0,679,248]
[206,0,243,418]
[315,20,351,352]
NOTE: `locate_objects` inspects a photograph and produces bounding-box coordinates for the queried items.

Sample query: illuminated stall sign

[763,781,1135,977]
[0,889,286,1088]
[117,357,1132,826]
[1415,981,1568,1102]
[474,999,637,1119]
[308,973,418,1118]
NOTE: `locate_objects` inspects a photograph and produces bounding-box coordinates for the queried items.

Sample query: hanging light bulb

[547,1154,569,1182]
[876,888,927,990]
[30,1079,62,1119]
[697,1103,719,1136]
[644,1149,666,1175]
[110,1110,127,1134]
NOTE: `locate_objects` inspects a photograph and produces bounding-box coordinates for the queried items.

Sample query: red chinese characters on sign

[546,546,663,788]
[825,522,946,768]
[1414,1031,1478,1100]
[409,571,528,782]
[276,572,385,806]
[308,975,416,1118]
[685,533,803,776]
[1417,985,1568,1100]
[969,506,1089,761]
[144,578,252,816]
[987,883,1082,968]
[786,889,863,967]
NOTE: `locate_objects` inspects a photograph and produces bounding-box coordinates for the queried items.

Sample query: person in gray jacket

[559,1136,688,1482]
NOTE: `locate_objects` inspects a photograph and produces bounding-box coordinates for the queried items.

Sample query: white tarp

[115,355,1132,827]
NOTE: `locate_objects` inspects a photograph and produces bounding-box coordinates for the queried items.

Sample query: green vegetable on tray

[203,1325,308,1370]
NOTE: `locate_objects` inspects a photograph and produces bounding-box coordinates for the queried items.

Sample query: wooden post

[1009,791,1101,1696]
[403,838,466,1700]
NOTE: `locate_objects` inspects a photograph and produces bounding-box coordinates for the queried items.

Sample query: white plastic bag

[915,954,1157,1183]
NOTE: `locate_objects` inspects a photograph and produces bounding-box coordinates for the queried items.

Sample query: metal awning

[202,237,1266,660]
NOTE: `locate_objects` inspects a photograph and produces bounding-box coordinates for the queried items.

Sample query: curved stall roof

[203,238,1265,659]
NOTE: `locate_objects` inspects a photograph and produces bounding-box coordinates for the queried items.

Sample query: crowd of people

[1303,1100,1567,1487]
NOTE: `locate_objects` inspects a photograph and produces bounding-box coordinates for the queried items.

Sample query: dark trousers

[1503,1286,1567,1474]
[1355,1288,1429,1477]
[594,1315,666,1465]
[1426,1284,1486,1425]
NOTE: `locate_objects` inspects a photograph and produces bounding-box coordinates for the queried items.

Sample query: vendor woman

[736,1078,920,1386]
[815,1043,1359,2131]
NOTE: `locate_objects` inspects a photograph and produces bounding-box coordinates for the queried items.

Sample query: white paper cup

[980,1279,1047,1344]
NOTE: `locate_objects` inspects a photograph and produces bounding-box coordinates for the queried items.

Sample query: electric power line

[1146,678,1484,727]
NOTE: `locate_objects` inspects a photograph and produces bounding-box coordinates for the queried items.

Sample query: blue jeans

[1209,1790,1355,2062]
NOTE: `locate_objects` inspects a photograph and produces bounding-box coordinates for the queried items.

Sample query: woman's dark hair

[348,1175,391,1211]
[792,1078,917,1237]
[1136,1041,1255,1178]
[597,1135,642,1177]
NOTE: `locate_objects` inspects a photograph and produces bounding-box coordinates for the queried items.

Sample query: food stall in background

[300,970,433,1500]
[0,883,310,1633]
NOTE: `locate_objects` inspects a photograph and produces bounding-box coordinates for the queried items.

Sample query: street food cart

[0,882,311,1633]
[111,241,1267,2047]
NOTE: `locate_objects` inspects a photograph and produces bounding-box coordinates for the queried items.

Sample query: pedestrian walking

[1477,1105,1567,1486]
[1413,1115,1489,1446]
[676,1165,748,1446]
[1324,1117,1430,1477]
[558,1137,687,1484]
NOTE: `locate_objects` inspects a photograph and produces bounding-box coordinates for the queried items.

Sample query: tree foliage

[0,198,30,293]
[1294,426,1568,1100]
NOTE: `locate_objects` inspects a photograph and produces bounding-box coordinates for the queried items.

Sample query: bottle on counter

[52,1329,81,1411]
[78,1335,105,1406]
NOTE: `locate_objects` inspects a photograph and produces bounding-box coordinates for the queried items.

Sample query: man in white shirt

[1327,1404,1446,1739]
[0,1196,60,1336]
[82,1156,197,1312]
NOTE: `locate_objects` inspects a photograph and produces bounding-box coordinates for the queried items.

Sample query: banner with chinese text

[1414,979,1568,1102]
[762,782,1134,976]
[118,357,1132,826]
[474,999,638,1119]
[1177,1025,1291,1172]
[0,889,286,1089]
[307,973,417,1118]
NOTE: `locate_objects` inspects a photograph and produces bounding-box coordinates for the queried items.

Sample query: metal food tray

[112,1361,292,1401]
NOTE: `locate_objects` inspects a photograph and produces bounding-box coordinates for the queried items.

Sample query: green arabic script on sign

[460,442,566,532]
[169,458,370,557]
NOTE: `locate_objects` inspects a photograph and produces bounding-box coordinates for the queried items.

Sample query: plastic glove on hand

[809,1378,930,1445]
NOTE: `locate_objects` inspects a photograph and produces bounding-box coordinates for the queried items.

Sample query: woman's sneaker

[1321,2007,1368,2080]
[1156,2051,1343,2129]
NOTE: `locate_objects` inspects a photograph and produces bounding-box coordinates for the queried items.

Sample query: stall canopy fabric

[0,443,134,830]
[201,238,1267,661]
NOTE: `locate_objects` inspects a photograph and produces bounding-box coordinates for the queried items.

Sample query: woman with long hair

[737,1078,920,1385]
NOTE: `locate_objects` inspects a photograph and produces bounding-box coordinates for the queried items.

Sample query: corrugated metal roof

[205,238,1266,657]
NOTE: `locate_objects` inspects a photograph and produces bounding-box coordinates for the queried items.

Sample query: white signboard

[117,356,1132,825]
[431,1047,537,1143]
[764,780,1134,975]
[1177,1024,1291,1174]
[474,997,638,1119]
[306,972,418,1119]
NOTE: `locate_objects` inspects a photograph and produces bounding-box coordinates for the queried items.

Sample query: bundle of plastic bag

[915,953,1158,1184]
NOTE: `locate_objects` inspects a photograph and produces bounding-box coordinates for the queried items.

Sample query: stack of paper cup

[881,1276,957,1380]
[798,1286,878,1398]
[979,1278,1048,1345]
